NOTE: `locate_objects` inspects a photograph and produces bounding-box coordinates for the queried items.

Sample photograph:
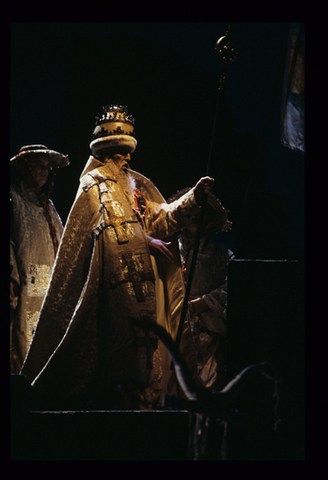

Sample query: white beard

[105,158,136,208]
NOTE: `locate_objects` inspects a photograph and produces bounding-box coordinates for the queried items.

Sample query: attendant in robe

[10,144,69,373]
[168,189,234,390]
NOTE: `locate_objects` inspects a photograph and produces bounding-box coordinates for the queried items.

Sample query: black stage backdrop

[10,22,304,260]
[10,22,306,461]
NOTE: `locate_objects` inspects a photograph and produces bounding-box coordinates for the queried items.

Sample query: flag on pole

[281,23,305,154]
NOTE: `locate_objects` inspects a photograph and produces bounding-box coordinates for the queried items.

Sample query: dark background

[10,21,304,261]
[10,21,307,461]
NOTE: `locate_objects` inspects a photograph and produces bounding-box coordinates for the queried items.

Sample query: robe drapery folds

[179,234,234,390]
[21,156,200,408]
[10,181,64,373]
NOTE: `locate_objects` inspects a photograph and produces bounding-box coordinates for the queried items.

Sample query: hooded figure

[168,188,234,391]
[10,144,70,373]
[21,105,214,410]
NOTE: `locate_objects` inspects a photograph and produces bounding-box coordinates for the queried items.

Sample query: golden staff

[174,24,238,356]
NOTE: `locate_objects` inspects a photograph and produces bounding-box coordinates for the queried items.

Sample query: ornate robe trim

[89,177,138,243]
[26,311,39,348]
[81,176,98,192]
[80,171,116,192]
[27,264,52,296]
[93,215,138,243]
[121,252,155,302]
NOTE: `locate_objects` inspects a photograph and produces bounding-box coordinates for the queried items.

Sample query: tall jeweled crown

[94,104,135,127]
[89,104,137,154]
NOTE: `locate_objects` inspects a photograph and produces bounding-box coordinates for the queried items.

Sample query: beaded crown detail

[95,104,135,126]
[91,104,136,141]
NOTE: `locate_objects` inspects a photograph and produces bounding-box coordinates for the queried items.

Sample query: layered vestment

[10,181,64,374]
[179,233,234,390]
[21,156,199,409]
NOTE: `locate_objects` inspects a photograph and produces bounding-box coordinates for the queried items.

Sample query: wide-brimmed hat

[89,104,137,155]
[10,144,70,167]
[167,187,232,233]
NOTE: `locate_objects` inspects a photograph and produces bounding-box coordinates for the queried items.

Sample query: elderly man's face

[106,147,131,174]
[27,156,52,188]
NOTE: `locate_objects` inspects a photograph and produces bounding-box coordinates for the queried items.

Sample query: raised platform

[11,403,190,461]
[10,260,305,460]
[10,374,190,460]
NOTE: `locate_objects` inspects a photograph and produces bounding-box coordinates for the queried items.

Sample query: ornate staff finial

[215,23,238,90]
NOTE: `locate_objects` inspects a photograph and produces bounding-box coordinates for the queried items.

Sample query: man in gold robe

[21,105,214,410]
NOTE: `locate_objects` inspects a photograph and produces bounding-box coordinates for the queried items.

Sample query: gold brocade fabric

[21,156,199,409]
[178,234,234,391]
[10,182,64,373]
